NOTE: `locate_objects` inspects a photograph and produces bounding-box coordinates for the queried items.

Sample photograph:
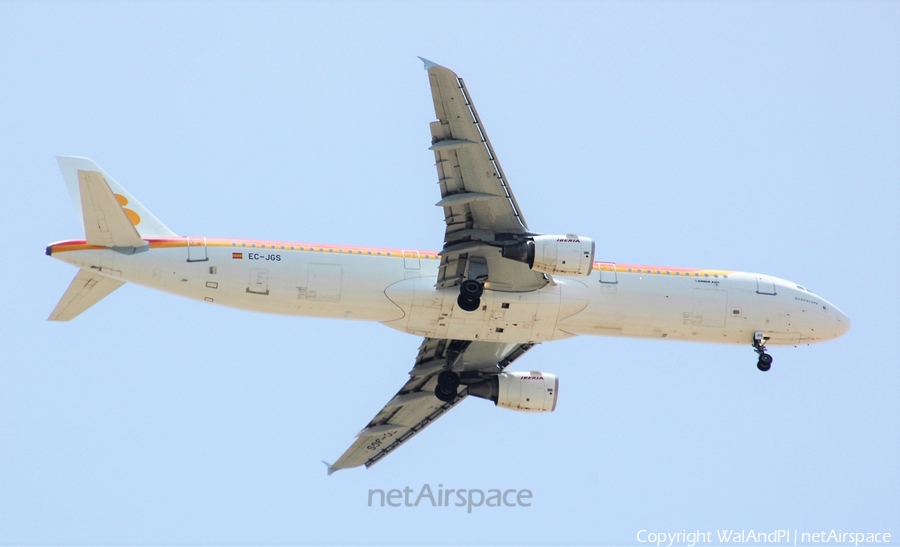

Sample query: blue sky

[1,2,897,545]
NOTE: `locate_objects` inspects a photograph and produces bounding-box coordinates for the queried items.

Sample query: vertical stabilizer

[57,156,177,238]
[77,170,147,249]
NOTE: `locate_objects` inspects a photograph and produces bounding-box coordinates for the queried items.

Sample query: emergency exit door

[186,237,208,262]
[247,269,269,295]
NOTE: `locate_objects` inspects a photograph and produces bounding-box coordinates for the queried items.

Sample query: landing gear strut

[457,279,483,312]
[753,331,773,372]
[435,370,461,402]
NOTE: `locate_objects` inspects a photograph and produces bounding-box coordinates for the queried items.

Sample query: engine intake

[502,234,595,277]
[467,371,559,412]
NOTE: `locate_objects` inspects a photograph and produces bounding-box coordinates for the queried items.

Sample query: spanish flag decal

[232,252,243,259]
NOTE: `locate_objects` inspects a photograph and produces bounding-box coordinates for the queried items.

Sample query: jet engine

[467,371,559,412]
[501,234,595,277]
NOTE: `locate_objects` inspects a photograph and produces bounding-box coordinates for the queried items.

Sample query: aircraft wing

[326,338,535,473]
[326,61,546,473]
[421,59,549,292]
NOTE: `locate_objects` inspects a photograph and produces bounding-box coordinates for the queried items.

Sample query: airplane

[45,58,850,473]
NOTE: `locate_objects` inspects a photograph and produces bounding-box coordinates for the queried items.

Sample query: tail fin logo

[114,193,142,227]
[57,156,178,237]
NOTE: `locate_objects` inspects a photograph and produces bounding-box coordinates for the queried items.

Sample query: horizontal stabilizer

[49,269,125,321]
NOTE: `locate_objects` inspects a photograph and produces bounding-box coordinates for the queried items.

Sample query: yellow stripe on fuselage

[47,237,735,278]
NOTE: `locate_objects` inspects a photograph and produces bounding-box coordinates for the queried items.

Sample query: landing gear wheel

[435,370,461,402]
[437,370,461,391]
[457,280,483,312]
[435,385,458,402]
[457,294,481,312]
[435,369,461,401]
[752,332,772,372]
[460,280,484,299]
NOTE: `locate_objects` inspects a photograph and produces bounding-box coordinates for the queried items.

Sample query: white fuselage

[48,236,850,347]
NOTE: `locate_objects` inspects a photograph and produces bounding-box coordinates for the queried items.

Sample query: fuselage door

[756,274,777,295]
[247,268,269,295]
[598,262,617,284]
[187,237,208,262]
[403,250,420,270]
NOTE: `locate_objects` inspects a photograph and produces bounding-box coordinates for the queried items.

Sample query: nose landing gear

[753,331,773,372]
[457,279,483,312]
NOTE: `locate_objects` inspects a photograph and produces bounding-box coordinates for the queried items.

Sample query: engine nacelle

[467,371,559,412]
[501,234,595,277]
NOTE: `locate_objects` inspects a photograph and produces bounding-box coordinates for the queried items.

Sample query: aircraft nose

[834,308,851,338]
